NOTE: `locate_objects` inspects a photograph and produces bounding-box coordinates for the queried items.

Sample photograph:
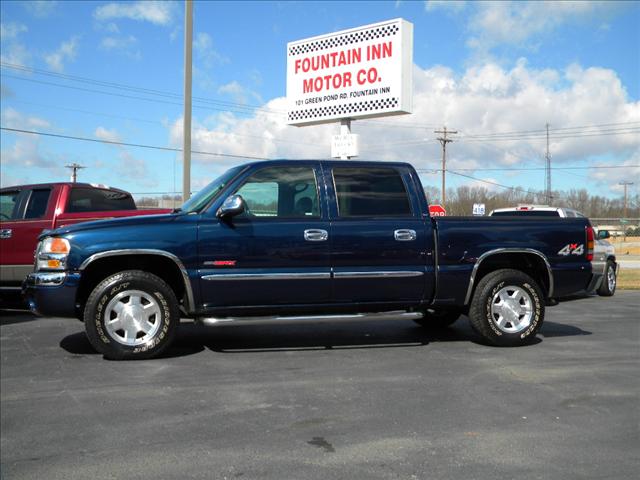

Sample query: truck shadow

[59,318,591,358]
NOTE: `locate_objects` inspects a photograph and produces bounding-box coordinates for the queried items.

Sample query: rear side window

[24,189,51,219]
[0,191,20,220]
[67,188,136,213]
[333,167,412,217]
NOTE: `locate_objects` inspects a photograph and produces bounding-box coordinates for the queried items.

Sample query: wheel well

[471,252,551,300]
[76,255,186,317]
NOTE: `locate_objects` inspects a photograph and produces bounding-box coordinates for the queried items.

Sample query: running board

[196,310,423,326]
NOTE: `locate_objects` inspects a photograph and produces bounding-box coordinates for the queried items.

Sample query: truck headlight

[36,237,70,271]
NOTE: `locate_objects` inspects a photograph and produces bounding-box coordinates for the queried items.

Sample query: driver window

[235,166,320,218]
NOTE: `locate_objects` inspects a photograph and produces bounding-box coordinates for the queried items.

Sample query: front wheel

[468,269,545,346]
[597,261,616,297]
[84,270,180,360]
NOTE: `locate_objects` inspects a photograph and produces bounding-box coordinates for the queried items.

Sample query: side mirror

[216,195,245,219]
[597,229,610,240]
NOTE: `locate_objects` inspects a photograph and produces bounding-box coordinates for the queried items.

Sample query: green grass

[618,269,640,290]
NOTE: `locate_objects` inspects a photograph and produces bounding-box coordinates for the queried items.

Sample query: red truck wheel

[468,269,545,346]
[83,270,180,360]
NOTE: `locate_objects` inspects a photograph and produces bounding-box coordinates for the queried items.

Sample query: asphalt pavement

[1,292,639,480]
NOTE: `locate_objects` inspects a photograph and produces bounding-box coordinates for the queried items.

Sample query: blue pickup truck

[24,160,596,359]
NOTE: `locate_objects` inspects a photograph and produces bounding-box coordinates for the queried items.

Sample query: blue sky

[1,0,639,201]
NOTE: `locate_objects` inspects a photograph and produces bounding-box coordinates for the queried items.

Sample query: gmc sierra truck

[23,160,596,360]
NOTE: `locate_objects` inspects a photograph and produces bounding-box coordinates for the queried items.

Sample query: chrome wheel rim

[607,266,616,292]
[104,290,162,346]
[490,285,533,334]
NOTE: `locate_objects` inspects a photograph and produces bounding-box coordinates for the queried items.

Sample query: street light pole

[182,0,193,203]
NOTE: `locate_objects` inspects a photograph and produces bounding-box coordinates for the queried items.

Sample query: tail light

[586,226,594,261]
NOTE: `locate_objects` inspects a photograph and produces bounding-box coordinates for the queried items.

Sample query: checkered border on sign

[289,24,399,56]
[288,98,399,122]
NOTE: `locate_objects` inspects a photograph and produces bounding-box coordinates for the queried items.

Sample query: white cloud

[1,22,30,66]
[589,154,640,194]
[93,1,175,26]
[0,43,31,67]
[100,34,137,50]
[91,126,156,188]
[23,1,58,18]
[99,34,140,59]
[0,22,28,40]
[1,109,57,170]
[44,36,79,72]
[425,0,466,13]
[466,1,619,54]
[94,126,121,143]
[166,60,639,194]
[193,32,228,69]
[2,107,51,130]
[217,81,263,105]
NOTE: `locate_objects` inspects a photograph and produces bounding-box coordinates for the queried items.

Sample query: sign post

[286,18,413,157]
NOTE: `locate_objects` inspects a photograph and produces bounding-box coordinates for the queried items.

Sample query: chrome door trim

[79,249,195,312]
[394,229,417,241]
[198,310,424,326]
[462,248,554,305]
[334,270,424,279]
[202,272,331,281]
[304,229,328,242]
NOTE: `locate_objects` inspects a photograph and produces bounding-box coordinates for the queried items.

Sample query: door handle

[304,229,328,242]
[394,229,416,241]
[0,229,11,239]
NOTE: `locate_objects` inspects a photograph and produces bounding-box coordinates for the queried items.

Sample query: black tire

[84,270,179,360]
[468,269,544,346]
[414,308,461,328]
[597,261,616,297]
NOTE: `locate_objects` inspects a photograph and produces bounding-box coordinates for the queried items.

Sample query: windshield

[180,166,244,213]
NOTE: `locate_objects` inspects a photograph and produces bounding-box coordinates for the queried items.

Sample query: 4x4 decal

[558,243,584,256]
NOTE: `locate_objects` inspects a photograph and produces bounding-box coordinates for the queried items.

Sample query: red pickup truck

[0,182,169,297]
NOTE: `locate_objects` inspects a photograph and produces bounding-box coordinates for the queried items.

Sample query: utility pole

[620,181,634,218]
[435,126,457,206]
[545,122,551,205]
[65,163,86,183]
[182,0,193,203]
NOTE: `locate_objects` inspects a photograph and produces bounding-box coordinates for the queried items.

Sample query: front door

[1,187,53,286]
[325,164,434,305]
[197,163,331,310]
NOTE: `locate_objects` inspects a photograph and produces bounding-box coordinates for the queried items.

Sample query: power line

[445,170,566,201]
[4,98,326,149]
[460,121,640,138]
[1,61,284,116]
[0,127,273,161]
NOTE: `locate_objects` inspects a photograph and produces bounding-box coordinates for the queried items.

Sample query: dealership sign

[286,18,413,126]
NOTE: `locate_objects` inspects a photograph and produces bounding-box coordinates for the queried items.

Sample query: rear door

[197,162,332,309]
[325,164,433,305]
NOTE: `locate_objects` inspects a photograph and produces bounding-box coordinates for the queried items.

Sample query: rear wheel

[597,261,616,297]
[414,308,461,328]
[84,270,179,360]
[468,269,544,346]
